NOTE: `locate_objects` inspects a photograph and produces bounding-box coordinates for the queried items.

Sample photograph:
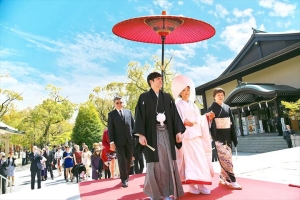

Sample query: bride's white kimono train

[175,100,214,185]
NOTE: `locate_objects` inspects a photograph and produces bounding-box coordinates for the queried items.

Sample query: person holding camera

[30,146,42,190]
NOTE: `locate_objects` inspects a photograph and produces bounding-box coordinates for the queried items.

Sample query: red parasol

[112,11,215,90]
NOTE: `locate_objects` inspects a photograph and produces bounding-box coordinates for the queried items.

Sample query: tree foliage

[31,85,74,146]
[0,88,23,120]
[90,57,177,126]
[72,103,103,148]
[281,99,300,120]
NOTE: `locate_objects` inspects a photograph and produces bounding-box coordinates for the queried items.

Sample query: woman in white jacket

[54,146,64,176]
[82,146,92,179]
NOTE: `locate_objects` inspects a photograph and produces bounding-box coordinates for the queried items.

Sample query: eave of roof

[196,41,300,93]
[220,32,300,76]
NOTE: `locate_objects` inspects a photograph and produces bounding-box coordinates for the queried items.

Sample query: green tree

[72,103,103,148]
[0,88,23,120]
[90,57,177,126]
[281,99,300,120]
[30,85,74,146]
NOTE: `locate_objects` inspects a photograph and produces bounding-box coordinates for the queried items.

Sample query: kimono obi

[215,117,231,129]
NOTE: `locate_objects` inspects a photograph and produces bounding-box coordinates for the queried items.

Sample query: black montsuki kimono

[207,102,238,148]
[133,89,186,163]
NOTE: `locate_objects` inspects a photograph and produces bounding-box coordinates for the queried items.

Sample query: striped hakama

[143,125,184,200]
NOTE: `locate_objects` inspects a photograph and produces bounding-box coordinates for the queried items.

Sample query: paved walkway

[1,147,299,200]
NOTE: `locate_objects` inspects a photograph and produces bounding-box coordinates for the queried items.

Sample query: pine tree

[72,103,102,148]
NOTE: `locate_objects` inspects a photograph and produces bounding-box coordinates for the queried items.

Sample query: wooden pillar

[273,97,280,116]
[202,92,207,113]
[5,136,9,157]
[238,107,244,136]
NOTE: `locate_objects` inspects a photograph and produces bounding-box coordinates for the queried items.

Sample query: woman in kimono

[207,88,242,190]
[171,75,215,195]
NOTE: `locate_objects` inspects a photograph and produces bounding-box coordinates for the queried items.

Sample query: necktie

[119,110,124,120]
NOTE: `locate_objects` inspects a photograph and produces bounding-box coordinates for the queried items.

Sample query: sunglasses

[95,150,100,152]
[115,102,123,105]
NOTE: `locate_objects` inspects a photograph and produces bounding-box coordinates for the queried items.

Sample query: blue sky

[1,0,299,109]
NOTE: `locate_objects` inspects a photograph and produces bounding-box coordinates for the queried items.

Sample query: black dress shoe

[121,182,128,188]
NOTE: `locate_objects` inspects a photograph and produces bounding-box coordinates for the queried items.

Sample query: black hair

[147,72,162,87]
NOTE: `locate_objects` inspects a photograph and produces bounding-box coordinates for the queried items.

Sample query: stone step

[235,136,288,153]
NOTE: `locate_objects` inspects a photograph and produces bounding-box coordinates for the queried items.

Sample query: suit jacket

[30,153,42,171]
[43,150,53,164]
[0,159,8,176]
[284,129,295,140]
[108,109,134,146]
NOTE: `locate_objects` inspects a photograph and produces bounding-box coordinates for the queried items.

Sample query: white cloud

[155,41,208,62]
[153,0,173,10]
[178,1,184,5]
[233,8,253,18]
[9,28,152,73]
[259,0,296,17]
[0,60,129,110]
[193,0,213,6]
[103,11,115,22]
[1,28,155,109]
[209,4,229,19]
[220,8,261,54]
[177,54,233,86]
[277,20,292,28]
[259,0,275,8]
[0,48,16,58]
[135,6,155,15]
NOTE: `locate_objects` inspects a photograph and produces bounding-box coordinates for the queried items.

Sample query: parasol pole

[161,35,165,91]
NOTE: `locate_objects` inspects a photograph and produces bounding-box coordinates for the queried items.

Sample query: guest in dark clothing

[98,158,103,179]
[133,138,144,174]
[284,125,295,148]
[274,113,283,136]
[91,147,102,180]
[43,146,54,180]
[25,150,29,164]
[103,163,111,179]
[0,153,8,194]
[212,141,218,162]
[30,146,42,190]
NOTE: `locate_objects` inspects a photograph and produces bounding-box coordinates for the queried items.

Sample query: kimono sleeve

[175,101,186,123]
[170,96,185,135]
[133,94,146,136]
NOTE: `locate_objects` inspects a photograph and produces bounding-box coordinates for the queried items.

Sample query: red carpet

[79,173,300,200]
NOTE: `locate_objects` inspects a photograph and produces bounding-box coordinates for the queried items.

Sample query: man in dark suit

[284,125,295,148]
[30,146,42,190]
[0,152,8,194]
[43,146,54,180]
[108,96,134,188]
[274,113,283,136]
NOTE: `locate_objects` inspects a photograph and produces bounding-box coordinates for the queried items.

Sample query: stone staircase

[236,133,288,153]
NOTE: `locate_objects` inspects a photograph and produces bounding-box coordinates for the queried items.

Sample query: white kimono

[175,100,214,185]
